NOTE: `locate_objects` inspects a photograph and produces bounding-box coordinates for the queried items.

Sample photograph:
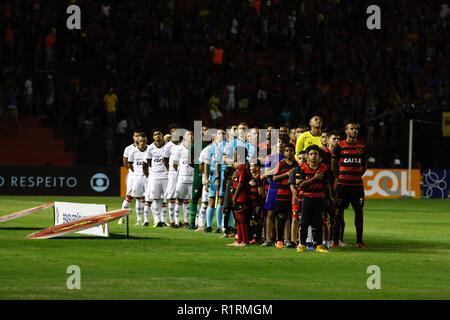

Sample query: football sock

[168,201,175,223]
[174,203,180,225]
[206,206,214,228]
[144,201,152,223]
[182,202,190,225]
[216,204,223,229]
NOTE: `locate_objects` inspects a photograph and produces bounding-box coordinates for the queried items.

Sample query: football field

[0,196,449,300]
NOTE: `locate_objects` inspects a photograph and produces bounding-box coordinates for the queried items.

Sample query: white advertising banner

[54,201,109,237]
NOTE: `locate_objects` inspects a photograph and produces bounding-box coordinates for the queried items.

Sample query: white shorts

[165,174,178,199]
[175,181,193,200]
[146,178,168,200]
[131,175,147,198]
[201,184,209,203]
[126,172,134,196]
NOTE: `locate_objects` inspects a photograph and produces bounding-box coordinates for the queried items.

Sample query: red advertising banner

[27,209,130,239]
[0,202,54,223]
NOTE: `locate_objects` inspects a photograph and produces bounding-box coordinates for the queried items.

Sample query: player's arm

[123,157,128,168]
[172,149,179,172]
[223,143,235,166]
[299,173,323,189]
[273,165,293,182]
[143,161,149,177]
[331,144,340,177]
[323,169,333,201]
[289,168,297,195]
[232,168,244,204]
[146,148,152,169]
[127,153,135,172]
[163,158,169,171]
[295,134,304,161]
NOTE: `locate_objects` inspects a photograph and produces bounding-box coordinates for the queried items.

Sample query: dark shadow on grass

[49,233,159,240]
[0,226,46,231]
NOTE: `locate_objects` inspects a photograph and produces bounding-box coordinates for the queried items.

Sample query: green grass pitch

[0,196,449,300]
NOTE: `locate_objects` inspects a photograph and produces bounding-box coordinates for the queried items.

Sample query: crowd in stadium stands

[0,0,448,166]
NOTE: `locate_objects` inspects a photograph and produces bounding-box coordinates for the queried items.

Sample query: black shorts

[301,197,324,225]
[336,185,365,211]
[222,184,233,210]
[274,201,292,220]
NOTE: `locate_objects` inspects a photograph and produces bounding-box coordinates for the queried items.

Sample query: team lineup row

[118,116,368,253]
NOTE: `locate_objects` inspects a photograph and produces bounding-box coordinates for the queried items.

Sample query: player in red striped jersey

[289,150,307,247]
[296,145,332,253]
[228,147,252,246]
[248,161,264,244]
[272,143,298,249]
[331,123,368,248]
[321,131,340,248]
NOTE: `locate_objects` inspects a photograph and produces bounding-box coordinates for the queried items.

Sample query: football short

[201,184,209,203]
[175,181,193,200]
[222,183,233,210]
[263,185,277,211]
[207,170,225,198]
[146,178,168,200]
[336,184,365,211]
[130,175,147,198]
[126,172,134,196]
[165,174,178,199]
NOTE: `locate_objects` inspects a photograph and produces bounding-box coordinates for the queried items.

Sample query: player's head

[184,130,193,143]
[320,129,329,146]
[137,135,148,149]
[327,131,340,148]
[289,129,296,143]
[284,143,295,160]
[298,150,307,164]
[295,127,304,139]
[224,166,235,180]
[345,122,359,139]
[237,122,248,140]
[279,126,289,137]
[250,160,261,174]
[309,115,323,129]
[266,125,275,139]
[201,125,209,139]
[169,127,180,143]
[163,134,171,143]
[305,145,321,164]
[276,136,287,153]
[153,129,163,143]
[248,127,259,145]
[133,129,146,143]
[216,128,226,142]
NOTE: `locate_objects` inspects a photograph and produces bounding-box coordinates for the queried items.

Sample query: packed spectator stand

[0,0,448,167]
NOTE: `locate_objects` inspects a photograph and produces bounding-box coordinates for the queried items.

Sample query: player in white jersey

[143,130,170,227]
[118,129,146,224]
[164,132,180,227]
[196,138,212,231]
[172,131,195,227]
[127,135,149,225]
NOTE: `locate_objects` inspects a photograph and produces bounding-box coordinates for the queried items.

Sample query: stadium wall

[0,167,119,196]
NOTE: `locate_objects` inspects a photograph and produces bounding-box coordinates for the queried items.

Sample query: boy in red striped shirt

[331,122,368,248]
[228,147,252,246]
[272,143,298,249]
[296,145,332,253]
